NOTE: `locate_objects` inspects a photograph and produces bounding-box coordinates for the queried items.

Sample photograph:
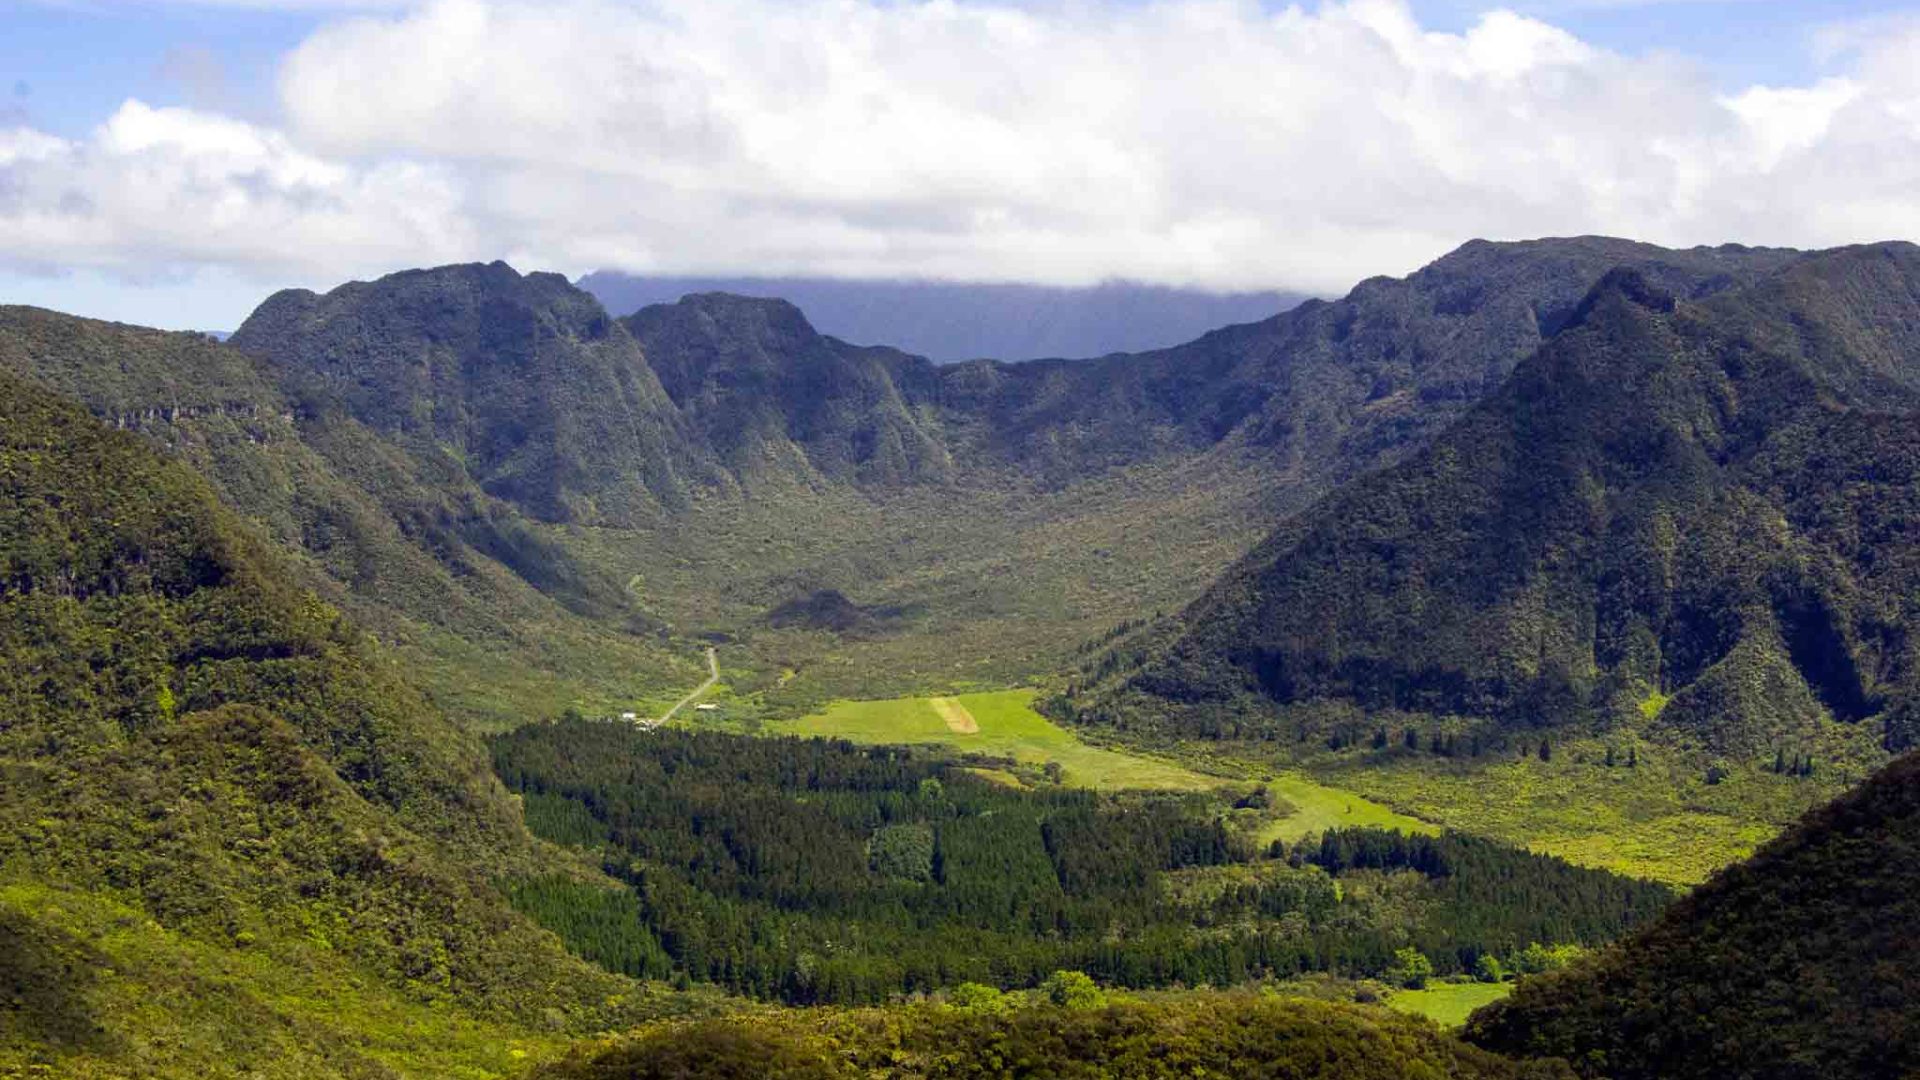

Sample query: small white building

[694,703,720,712]
[619,711,638,723]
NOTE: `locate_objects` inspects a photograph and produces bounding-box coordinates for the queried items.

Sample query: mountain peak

[657,290,823,344]
[1563,266,1679,330]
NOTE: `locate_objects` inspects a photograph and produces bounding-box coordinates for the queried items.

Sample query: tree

[1474,955,1506,983]
[1387,947,1434,990]
[1537,737,1552,763]
[869,823,935,881]
[1404,728,1419,751]
[1041,970,1106,1009]
[949,983,1008,1011]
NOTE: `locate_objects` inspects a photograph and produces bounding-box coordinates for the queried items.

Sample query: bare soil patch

[929,696,979,734]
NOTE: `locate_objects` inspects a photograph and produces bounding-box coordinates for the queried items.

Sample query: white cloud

[6,0,1920,313]
[0,100,475,280]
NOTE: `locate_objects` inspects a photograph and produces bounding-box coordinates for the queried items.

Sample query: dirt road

[657,646,720,724]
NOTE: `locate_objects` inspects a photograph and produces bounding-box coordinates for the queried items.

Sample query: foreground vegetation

[536,994,1573,1080]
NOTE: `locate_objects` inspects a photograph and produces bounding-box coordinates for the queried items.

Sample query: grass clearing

[1386,981,1511,1027]
[772,689,1221,791]
[1255,774,1440,847]
[1320,747,1847,886]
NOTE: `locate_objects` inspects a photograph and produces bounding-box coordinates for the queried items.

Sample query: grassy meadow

[1320,744,1855,886]
[1386,981,1512,1028]
[1254,773,1440,846]
[769,689,1221,791]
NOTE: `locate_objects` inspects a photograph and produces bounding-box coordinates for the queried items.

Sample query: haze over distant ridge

[578,274,1306,362]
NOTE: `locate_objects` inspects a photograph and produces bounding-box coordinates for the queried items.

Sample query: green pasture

[772,690,1220,791]
[1254,773,1441,847]
[1385,980,1512,1027]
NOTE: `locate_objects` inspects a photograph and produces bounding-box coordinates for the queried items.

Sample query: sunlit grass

[0,881,566,1080]
[1254,773,1440,846]
[1319,746,1844,886]
[1385,980,1511,1027]
[772,689,1221,790]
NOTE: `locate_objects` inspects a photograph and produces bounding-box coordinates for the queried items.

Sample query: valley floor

[675,683,1835,887]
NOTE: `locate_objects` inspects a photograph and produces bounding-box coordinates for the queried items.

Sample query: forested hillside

[1466,749,1920,1079]
[0,304,703,727]
[0,370,689,1077]
[1077,244,1920,762]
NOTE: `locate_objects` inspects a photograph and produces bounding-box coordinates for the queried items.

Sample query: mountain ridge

[1069,243,1920,761]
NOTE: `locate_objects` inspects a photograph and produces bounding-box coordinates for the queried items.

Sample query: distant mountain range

[576,272,1306,361]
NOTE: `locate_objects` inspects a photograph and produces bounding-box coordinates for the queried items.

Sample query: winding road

[657,645,720,724]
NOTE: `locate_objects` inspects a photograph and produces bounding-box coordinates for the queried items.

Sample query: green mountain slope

[1077,244,1920,760]
[605,239,1799,704]
[0,370,680,1077]
[1464,749,1920,1079]
[0,305,704,728]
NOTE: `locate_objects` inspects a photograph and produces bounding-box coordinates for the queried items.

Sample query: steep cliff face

[624,292,952,490]
[232,262,714,523]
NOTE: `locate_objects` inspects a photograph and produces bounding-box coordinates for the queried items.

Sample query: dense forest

[491,722,1672,1002]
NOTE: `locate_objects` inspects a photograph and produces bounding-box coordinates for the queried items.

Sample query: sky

[3,0,1919,329]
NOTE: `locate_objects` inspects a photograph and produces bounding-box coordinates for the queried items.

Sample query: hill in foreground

[538,995,1574,1080]
[0,369,694,1077]
[1465,749,1920,1079]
